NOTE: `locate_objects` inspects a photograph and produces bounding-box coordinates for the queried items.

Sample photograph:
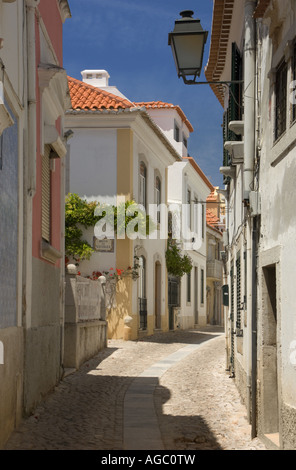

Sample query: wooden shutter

[42,145,51,242]
[236,253,241,329]
[293,43,296,123]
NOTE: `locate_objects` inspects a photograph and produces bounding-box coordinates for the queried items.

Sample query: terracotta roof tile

[206,209,221,231]
[68,76,135,110]
[134,100,194,133]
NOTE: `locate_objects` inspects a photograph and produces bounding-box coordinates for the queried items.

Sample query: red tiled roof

[68,76,135,110]
[206,191,217,202]
[134,100,194,133]
[206,209,221,231]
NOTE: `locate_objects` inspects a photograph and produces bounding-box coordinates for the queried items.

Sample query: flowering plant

[88,264,139,282]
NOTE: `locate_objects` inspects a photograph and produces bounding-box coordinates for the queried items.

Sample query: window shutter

[293,43,296,123]
[222,43,243,185]
[42,145,51,242]
[236,254,241,329]
[230,42,243,126]
[275,59,287,140]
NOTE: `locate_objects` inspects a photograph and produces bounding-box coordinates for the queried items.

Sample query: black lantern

[168,10,208,84]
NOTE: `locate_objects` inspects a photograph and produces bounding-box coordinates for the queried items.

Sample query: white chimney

[80,69,132,102]
[81,69,110,88]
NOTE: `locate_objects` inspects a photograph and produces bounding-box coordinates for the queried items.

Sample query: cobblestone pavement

[5,327,267,451]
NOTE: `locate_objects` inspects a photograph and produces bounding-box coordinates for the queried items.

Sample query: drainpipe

[24,0,40,333]
[243,0,257,439]
[243,0,256,202]
[251,216,258,439]
[26,0,40,197]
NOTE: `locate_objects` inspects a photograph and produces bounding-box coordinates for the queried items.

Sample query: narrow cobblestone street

[5,327,267,451]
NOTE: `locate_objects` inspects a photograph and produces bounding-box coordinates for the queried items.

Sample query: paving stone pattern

[5,327,267,450]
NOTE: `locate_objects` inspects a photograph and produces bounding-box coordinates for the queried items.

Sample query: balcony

[207,259,223,280]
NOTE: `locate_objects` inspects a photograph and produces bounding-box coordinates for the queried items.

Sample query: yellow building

[206,190,225,326]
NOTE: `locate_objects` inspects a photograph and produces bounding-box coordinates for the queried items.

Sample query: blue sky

[63,0,224,188]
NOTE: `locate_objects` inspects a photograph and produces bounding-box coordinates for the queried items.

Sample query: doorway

[194,267,198,324]
[261,264,279,439]
[155,262,161,329]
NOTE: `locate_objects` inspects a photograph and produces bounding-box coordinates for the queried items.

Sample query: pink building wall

[32,1,64,266]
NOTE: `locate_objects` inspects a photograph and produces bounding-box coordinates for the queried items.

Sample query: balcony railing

[207,259,223,280]
[139,297,147,330]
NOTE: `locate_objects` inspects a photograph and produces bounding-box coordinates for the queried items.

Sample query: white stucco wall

[167,159,210,328]
[1,1,24,99]
[132,122,177,330]
[145,108,190,158]
[68,128,117,205]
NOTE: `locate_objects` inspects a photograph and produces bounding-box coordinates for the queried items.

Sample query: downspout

[243,0,257,439]
[251,216,258,439]
[24,0,40,334]
[243,0,256,202]
[26,0,40,197]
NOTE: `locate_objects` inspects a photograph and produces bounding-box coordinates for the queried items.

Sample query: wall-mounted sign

[93,237,114,253]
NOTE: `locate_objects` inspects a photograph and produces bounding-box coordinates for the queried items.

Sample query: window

[42,145,51,243]
[201,269,204,304]
[222,43,243,184]
[187,270,191,303]
[139,161,147,209]
[187,189,191,231]
[275,59,287,141]
[292,43,296,123]
[174,122,180,142]
[183,135,188,148]
[202,203,205,239]
[155,176,161,223]
[194,197,198,235]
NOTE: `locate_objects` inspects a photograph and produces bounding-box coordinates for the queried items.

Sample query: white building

[65,70,183,339]
[205,0,296,450]
[166,157,213,329]
[65,69,215,338]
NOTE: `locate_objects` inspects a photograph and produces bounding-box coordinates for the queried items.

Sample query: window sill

[0,84,14,135]
[271,122,296,166]
[41,239,62,264]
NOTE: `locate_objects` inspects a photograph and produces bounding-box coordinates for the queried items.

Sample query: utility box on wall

[222,284,229,307]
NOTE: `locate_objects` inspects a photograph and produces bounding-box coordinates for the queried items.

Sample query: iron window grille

[187,270,191,303]
[222,43,243,185]
[275,59,287,141]
[201,268,204,304]
[292,42,296,124]
[139,297,147,330]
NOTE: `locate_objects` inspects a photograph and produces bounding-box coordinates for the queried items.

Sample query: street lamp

[168,10,243,87]
[168,10,208,85]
